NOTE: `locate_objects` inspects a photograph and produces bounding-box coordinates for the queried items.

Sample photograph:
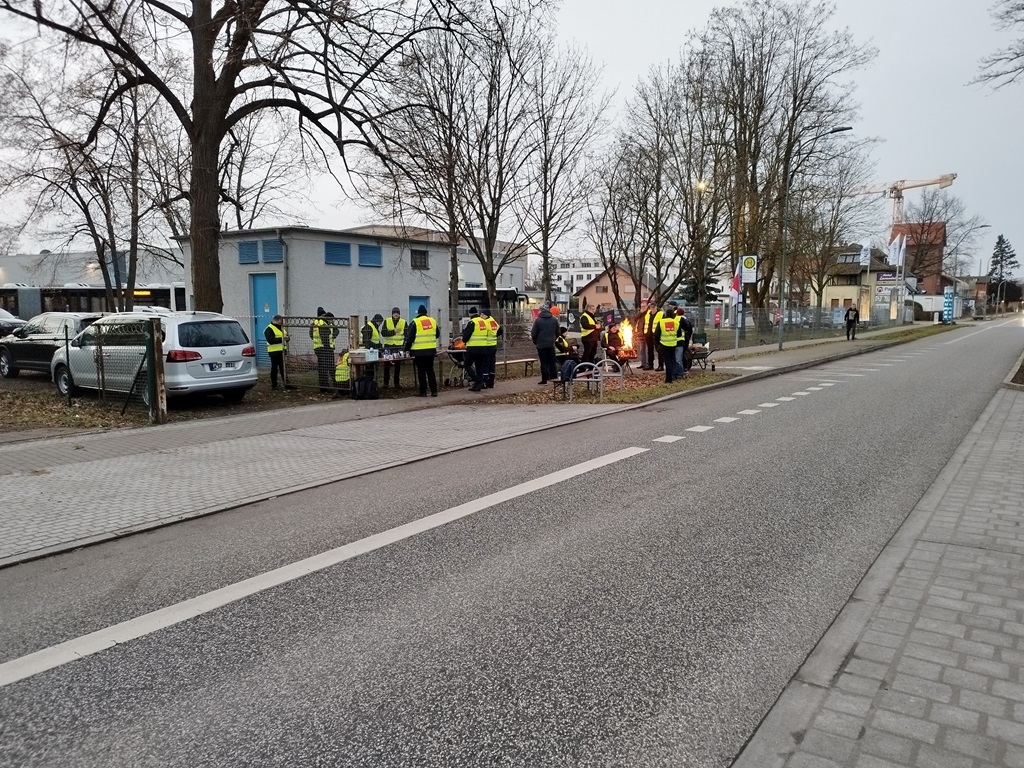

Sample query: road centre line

[714,417,739,423]
[0,446,649,689]
[758,403,780,408]
[776,397,795,401]
[943,319,1016,343]
[737,409,761,415]
[687,425,714,433]
[653,435,684,443]
[792,392,811,396]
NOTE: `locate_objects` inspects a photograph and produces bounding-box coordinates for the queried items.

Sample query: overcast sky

[543,0,1019,275]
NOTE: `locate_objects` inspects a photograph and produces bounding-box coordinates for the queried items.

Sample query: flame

[620,317,634,349]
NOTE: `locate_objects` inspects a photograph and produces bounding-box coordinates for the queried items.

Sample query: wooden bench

[496,357,536,379]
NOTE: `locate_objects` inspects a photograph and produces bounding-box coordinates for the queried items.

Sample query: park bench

[552,360,624,403]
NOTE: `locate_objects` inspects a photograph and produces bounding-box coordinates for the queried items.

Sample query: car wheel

[54,365,78,396]
[0,349,19,378]
[222,388,247,403]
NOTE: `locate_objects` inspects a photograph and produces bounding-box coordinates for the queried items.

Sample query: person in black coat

[531,303,560,384]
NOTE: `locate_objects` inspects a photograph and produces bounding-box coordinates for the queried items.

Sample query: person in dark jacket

[601,323,625,365]
[554,326,579,367]
[531,303,560,384]
[676,309,693,378]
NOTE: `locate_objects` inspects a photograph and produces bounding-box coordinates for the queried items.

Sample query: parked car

[0,308,26,339]
[51,311,258,402]
[0,311,103,378]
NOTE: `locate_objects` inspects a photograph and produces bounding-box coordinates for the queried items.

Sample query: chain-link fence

[57,318,162,420]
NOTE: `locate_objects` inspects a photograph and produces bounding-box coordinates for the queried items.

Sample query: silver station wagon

[51,311,258,402]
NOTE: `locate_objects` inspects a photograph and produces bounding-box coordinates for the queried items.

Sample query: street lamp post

[778,126,852,350]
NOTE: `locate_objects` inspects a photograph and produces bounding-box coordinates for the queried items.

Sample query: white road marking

[737,409,761,415]
[792,392,811,396]
[653,435,684,443]
[758,403,780,408]
[806,387,822,391]
[687,425,714,432]
[0,447,649,689]
[716,365,774,371]
[818,383,837,387]
[943,319,1016,343]
[714,417,739,423]
[776,397,795,401]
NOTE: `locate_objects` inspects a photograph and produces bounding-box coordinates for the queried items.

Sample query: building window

[358,244,383,267]
[262,239,283,263]
[238,241,259,265]
[411,249,429,270]
[325,242,351,266]
[596,285,609,293]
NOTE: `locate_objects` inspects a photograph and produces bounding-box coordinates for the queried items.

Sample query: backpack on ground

[559,359,578,382]
[353,376,379,401]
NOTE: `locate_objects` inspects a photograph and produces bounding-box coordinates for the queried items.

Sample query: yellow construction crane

[857,174,957,225]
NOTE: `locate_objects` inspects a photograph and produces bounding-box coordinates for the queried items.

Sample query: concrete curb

[1002,346,1024,392]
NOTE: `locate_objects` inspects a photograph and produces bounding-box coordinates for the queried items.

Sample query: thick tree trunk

[189,131,224,313]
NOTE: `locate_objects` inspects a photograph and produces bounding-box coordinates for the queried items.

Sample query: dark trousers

[413,353,437,395]
[466,350,487,389]
[582,334,598,364]
[315,349,334,392]
[846,320,856,340]
[383,353,402,387]
[642,333,656,369]
[661,345,677,382]
[537,347,558,382]
[269,351,286,388]
[485,349,497,387]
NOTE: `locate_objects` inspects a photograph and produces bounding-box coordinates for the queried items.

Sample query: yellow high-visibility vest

[484,317,500,347]
[580,311,596,337]
[658,316,680,348]
[265,323,285,353]
[383,316,405,347]
[411,316,438,351]
[466,317,489,348]
[312,318,337,350]
[335,352,350,383]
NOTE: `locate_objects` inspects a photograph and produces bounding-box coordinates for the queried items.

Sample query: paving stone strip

[0,404,617,565]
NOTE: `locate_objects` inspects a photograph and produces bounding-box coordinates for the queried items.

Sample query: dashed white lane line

[737,409,761,415]
[776,396,796,401]
[806,387,822,391]
[687,425,714,433]
[758,403,780,408]
[818,383,837,387]
[0,446,649,688]
[653,435,685,443]
[715,417,739,423]
[792,392,811,396]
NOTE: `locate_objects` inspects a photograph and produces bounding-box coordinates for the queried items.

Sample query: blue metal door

[251,274,278,367]
[408,295,430,321]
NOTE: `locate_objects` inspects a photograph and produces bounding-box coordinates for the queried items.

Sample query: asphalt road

[1,322,1022,767]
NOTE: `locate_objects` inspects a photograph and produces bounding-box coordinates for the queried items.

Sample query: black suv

[0,309,25,339]
[0,312,102,378]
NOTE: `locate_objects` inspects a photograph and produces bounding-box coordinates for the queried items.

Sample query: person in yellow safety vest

[654,307,683,384]
[333,349,350,399]
[403,304,440,397]
[361,314,383,349]
[263,315,296,391]
[310,308,337,394]
[480,307,501,389]
[461,307,489,392]
[640,299,658,370]
[579,303,600,364]
[381,307,406,390]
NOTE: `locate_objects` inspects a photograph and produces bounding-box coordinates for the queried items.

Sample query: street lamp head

[829,126,853,135]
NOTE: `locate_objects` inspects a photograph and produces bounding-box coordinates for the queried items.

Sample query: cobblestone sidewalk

[734,386,1024,768]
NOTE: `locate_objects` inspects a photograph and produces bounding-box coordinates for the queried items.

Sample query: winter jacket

[531,309,559,349]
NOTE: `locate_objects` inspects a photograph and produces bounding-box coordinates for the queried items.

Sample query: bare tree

[692,0,873,325]
[0,0,476,311]
[902,189,987,278]
[977,1,1024,86]
[516,40,610,302]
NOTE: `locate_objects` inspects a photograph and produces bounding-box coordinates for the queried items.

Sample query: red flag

[729,261,742,302]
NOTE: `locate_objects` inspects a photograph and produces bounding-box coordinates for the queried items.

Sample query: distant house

[892,221,947,297]
[573,265,658,312]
